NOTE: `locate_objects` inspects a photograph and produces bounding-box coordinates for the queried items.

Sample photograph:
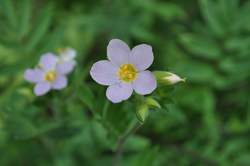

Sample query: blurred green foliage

[0,0,250,165]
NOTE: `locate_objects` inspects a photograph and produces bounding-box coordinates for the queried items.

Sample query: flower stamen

[45,71,57,82]
[118,64,137,82]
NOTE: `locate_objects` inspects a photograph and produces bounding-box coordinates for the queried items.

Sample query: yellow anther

[118,64,137,82]
[45,71,57,82]
[128,74,133,79]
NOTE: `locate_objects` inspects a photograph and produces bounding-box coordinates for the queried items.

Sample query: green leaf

[4,114,37,140]
[137,1,186,21]
[199,0,225,36]
[152,2,186,21]
[179,33,221,60]
[17,0,31,39]
[78,83,95,111]
[235,1,250,31]
[0,0,17,29]
[125,135,150,151]
[128,146,159,166]
[235,153,250,165]
[219,0,239,23]
[26,4,53,51]
[176,60,218,84]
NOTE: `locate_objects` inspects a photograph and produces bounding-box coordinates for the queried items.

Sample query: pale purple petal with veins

[24,68,44,83]
[90,60,119,86]
[56,61,75,75]
[39,53,58,71]
[34,82,51,96]
[107,39,130,66]
[129,44,153,71]
[51,75,67,90]
[132,70,156,95]
[106,82,133,103]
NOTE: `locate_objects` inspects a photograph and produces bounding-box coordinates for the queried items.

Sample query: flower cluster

[24,39,183,106]
[24,48,77,96]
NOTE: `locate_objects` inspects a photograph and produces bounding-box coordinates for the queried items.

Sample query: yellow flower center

[118,64,137,82]
[45,71,57,82]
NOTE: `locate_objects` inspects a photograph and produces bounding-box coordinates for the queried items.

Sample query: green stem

[113,121,143,166]
[102,100,110,120]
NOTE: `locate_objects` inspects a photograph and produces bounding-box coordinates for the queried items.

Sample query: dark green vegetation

[0,0,250,165]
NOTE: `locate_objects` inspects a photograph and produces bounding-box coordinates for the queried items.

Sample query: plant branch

[113,121,143,166]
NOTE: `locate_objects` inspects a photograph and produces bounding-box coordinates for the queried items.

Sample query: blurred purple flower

[90,39,157,103]
[24,53,73,96]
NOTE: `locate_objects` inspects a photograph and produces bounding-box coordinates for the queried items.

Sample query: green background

[0,0,250,165]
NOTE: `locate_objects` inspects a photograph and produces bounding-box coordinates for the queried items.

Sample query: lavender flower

[90,39,157,103]
[24,53,74,96]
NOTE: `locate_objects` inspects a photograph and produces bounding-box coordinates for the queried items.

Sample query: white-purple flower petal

[133,70,156,95]
[56,61,75,75]
[39,53,58,70]
[24,68,44,83]
[34,82,51,96]
[90,60,119,86]
[51,75,68,90]
[60,48,76,61]
[107,39,130,66]
[106,82,133,103]
[130,44,153,71]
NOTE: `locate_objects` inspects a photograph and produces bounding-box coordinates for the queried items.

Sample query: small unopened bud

[153,71,185,86]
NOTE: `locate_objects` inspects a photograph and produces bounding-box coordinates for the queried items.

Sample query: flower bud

[153,71,185,86]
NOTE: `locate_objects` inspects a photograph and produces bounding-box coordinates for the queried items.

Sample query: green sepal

[136,105,149,123]
[145,97,161,109]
